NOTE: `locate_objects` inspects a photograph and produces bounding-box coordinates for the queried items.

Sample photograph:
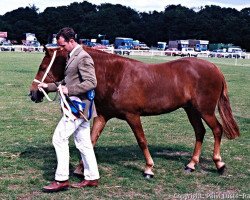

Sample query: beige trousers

[52,117,99,181]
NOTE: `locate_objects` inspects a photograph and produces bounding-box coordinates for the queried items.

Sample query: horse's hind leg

[202,113,225,174]
[91,115,108,146]
[125,114,154,178]
[184,107,206,172]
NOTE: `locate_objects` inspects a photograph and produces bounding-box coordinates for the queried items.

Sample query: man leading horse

[30,27,239,190]
[38,27,100,192]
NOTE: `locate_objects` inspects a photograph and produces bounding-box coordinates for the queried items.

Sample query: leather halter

[33,50,57,101]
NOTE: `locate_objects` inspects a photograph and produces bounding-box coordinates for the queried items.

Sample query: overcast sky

[0,0,249,15]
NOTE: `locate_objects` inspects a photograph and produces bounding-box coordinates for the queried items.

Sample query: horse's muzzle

[29,90,44,103]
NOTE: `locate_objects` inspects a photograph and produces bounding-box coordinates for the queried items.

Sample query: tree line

[0,1,249,50]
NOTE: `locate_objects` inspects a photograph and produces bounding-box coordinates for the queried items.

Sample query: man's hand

[58,85,69,95]
[38,83,48,91]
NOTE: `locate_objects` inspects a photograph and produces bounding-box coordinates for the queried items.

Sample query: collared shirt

[69,44,81,58]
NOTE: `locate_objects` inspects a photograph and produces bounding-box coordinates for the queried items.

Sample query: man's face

[57,36,74,52]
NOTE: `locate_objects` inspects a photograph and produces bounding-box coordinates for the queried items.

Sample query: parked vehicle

[228,47,242,53]
[180,47,198,57]
[114,37,133,50]
[114,46,130,55]
[91,43,108,49]
[226,47,246,59]
[157,42,167,50]
[114,37,133,55]
[133,43,150,50]
[209,49,226,58]
[0,42,15,51]
[84,41,97,47]
[165,48,181,56]
[23,41,41,52]
[45,43,58,48]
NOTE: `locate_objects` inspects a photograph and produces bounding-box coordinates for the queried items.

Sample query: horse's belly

[139,96,188,116]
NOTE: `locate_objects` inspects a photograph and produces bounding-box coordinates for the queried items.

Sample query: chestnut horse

[30,46,239,177]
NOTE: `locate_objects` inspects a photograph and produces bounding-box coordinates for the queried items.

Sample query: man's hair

[56,27,77,42]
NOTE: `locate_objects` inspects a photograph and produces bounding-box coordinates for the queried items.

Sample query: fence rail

[1,45,250,59]
[0,45,44,52]
[104,49,250,59]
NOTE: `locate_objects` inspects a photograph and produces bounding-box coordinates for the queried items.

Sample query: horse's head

[29,46,67,103]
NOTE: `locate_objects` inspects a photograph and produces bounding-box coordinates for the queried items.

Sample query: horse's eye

[39,65,47,71]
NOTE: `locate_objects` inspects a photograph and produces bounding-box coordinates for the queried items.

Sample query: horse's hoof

[217,165,226,175]
[143,173,154,179]
[184,166,195,173]
[73,172,84,178]
[72,169,84,178]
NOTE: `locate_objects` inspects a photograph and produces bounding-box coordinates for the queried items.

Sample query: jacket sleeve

[47,80,65,92]
[67,54,97,96]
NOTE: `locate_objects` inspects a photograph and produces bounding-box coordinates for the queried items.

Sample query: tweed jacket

[47,46,97,119]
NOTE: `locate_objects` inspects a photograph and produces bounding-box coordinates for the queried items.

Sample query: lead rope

[33,50,57,101]
[58,84,77,121]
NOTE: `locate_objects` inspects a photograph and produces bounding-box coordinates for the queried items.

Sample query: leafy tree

[139,11,165,46]
[1,6,39,41]
[161,5,196,41]
[0,2,249,50]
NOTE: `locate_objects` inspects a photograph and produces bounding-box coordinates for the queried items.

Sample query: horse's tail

[218,78,240,139]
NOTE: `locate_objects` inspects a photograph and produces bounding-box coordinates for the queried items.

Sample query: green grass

[0,52,249,199]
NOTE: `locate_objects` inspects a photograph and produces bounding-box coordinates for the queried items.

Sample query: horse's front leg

[126,114,154,178]
[73,115,107,176]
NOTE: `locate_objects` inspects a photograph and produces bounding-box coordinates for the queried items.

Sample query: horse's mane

[47,45,143,64]
[82,46,142,63]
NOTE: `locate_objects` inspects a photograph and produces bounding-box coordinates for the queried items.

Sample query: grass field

[0,52,249,200]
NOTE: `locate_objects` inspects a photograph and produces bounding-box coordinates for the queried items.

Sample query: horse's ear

[43,45,49,55]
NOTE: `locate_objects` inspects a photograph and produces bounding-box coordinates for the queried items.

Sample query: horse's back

[131,58,222,115]
[89,51,224,117]
[157,57,224,114]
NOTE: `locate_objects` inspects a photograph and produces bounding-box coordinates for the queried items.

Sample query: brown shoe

[71,179,98,188]
[43,180,70,192]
